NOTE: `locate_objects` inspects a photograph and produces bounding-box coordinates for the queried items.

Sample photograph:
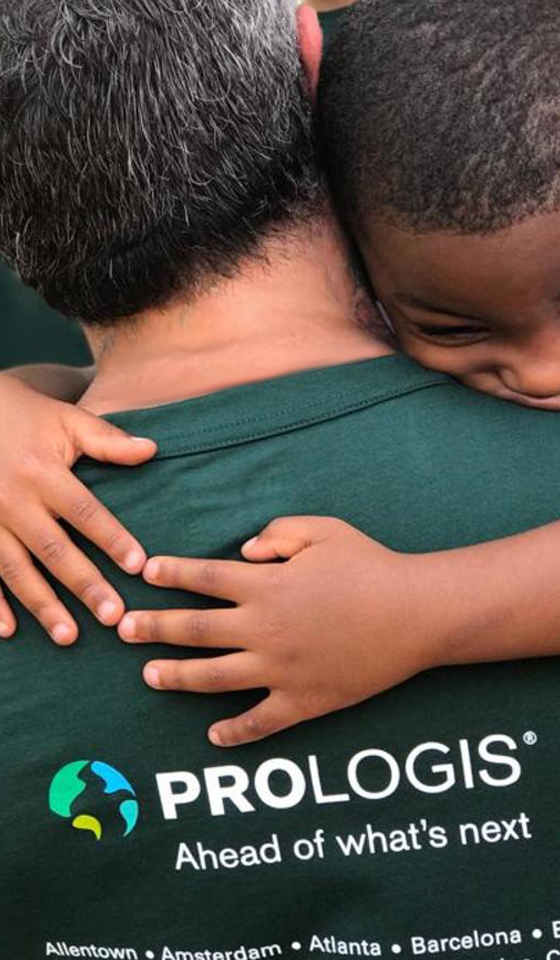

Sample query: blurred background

[0,0,356,371]
[308,0,355,41]
[0,265,92,369]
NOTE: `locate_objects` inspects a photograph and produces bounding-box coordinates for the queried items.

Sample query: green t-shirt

[4,355,560,959]
[0,262,91,369]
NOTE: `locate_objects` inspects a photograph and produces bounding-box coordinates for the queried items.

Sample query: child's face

[362,210,560,409]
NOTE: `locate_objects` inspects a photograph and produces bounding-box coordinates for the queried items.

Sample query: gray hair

[0,0,320,323]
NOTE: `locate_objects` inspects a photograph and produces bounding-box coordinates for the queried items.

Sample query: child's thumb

[73,411,158,466]
[241,516,320,562]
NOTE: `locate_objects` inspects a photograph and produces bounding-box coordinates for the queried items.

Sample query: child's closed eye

[413,322,489,345]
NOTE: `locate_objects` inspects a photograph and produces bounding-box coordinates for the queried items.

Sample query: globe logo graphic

[49,760,139,842]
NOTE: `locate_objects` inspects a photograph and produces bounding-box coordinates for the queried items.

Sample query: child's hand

[119,517,439,747]
[0,374,156,643]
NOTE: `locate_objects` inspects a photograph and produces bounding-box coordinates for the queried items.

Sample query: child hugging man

[113,0,560,744]
[3,0,560,749]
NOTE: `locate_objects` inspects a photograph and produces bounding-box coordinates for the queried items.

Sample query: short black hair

[318,0,560,236]
[0,1,320,324]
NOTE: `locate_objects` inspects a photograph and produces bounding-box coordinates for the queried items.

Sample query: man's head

[319,0,560,407]
[0,0,320,325]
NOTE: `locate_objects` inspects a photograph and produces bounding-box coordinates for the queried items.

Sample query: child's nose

[500,358,560,398]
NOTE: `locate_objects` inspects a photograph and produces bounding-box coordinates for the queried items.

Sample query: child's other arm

[5,362,96,402]
[119,515,560,747]
[0,366,156,640]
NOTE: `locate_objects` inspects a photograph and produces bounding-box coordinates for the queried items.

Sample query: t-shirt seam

[149,375,451,459]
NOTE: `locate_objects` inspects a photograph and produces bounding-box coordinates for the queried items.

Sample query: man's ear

[297,4,323,99]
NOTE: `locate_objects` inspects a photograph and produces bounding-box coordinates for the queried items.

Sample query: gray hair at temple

[0,0,320,324]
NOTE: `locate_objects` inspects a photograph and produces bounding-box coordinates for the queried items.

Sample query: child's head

[319,0,560,408]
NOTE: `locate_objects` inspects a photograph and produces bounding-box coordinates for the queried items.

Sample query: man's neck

[80,218,392,415]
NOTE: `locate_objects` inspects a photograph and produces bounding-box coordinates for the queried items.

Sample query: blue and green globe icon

[49,760,139,842]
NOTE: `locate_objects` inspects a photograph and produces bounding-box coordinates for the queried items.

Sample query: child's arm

[119,515,560,747]
[6,363,96,402]
[0,367,156,641]
[4,364,560,747]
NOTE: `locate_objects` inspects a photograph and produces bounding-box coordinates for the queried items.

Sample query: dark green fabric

[319,8,348,43]
[0,263,91,369]
[3,354,560,959]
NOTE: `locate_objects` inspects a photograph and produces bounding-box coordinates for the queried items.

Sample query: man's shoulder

[99,353,557,465]
[99,356,454,459]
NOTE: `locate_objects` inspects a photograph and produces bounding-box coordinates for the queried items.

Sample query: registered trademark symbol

[523,731,538,746]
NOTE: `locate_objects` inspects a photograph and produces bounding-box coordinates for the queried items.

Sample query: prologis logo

[49,760,139,841]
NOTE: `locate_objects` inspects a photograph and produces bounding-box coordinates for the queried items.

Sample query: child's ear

[297,4,323,99]
[355,293,399,350]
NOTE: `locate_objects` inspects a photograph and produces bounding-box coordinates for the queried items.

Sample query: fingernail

[208,727,223,747]
[0,621,11,638]
[144,666,161,689]
[132,437,152,442]
[119,614,137,641]
[97,600,118,624]
[52,623,73,645]
[243,537,258,550]
[144,559,161,582]
[123,550,145,574]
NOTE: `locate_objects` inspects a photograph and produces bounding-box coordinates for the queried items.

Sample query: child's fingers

[72,410,157,466]
[242,515,341,562]
[0,529,79,645]
[143,555,265,602]
[206,692,295,748]
[20,511,125,628]
[0,582,17,638]
[119,607,243,647]
[49,471,147,574]
[142,652,259,695]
